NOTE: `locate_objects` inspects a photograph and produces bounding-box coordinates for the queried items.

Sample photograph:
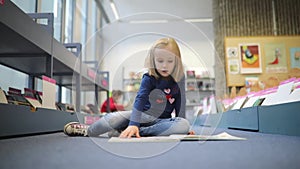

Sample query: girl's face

[154,48,176,77]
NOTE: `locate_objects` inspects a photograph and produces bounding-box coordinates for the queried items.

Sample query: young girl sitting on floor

[64,37,192,138]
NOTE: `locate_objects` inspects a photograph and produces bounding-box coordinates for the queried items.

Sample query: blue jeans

[87,111,190,137]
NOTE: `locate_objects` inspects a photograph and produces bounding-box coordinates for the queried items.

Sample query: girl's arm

[128,74,154,127]
[120,74,154,138]
[175,77,186,118]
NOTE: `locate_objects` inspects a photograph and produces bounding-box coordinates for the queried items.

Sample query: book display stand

[0,1,109,137]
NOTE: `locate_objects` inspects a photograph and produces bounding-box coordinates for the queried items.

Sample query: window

[0,65,28,92]
[64,0,74,43]
[11,0,36,13]
[37,0,63,41]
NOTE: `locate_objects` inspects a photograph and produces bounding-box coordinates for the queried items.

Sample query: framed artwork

[265,43,287,73]
[228,59,239,74]
[290,47,300,68]
[226,47,238,58]
[239,43,262,74]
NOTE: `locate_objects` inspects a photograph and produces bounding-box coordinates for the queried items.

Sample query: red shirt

[100,97,125,113]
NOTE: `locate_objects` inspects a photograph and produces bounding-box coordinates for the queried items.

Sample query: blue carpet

[0,128,300,169]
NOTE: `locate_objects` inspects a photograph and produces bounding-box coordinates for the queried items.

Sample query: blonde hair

[145,37,184,82]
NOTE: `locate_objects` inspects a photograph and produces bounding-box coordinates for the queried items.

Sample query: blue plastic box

[226,106,259,131]
[258,101,300,136]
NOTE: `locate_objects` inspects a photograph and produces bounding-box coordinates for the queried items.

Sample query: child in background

[64,37,192,138]
[100,90,125,113]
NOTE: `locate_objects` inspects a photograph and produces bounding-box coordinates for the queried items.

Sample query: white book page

[260,92,277,106]
[263,80,294,105]
[25,97,42,109]
[0,89,8,104]
[108,136,179,143]
[171,132,246,141]
[286,87,300,103]
[42,76,57,109]
[108,132,246,142]
[243,96,260,108]
[231,97,247,110]
[275,79,296,104]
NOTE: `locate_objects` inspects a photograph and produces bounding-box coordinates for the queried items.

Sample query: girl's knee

[173,118,190,134]
[104,112,130,129]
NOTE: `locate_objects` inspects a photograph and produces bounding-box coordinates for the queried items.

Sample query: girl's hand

[119,125,141,138]
[188,130,195,135]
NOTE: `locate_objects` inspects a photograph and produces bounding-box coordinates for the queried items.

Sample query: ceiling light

[110,0,119,20]
[184,18,213,23]
[129,20,169,24]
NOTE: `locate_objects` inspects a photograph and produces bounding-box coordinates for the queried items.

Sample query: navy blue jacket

[129,73,186,127]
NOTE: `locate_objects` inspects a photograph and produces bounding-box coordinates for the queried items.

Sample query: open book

[108,132,246,143]
[169,132,246,141]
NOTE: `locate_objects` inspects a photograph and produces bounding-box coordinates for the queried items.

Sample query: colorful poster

[290,47,300,68]
[239,43,262,74]
[265,43,287,73]
[228,59,239,74]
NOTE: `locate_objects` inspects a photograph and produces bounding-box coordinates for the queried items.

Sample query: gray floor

[0,128,300,169]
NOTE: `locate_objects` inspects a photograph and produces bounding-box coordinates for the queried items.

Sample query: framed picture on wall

[290,47,300,68]
[265,43,287,73]
[239,43,262,74]
[226,47,238,58]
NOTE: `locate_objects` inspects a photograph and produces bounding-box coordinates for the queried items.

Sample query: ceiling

[100,0,213,23]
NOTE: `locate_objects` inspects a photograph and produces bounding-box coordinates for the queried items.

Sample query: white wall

[96,19,214,90]
[95,0,215,91]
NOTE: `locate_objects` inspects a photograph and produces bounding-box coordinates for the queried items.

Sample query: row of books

[0,87,74,112]
[222,77,300,111]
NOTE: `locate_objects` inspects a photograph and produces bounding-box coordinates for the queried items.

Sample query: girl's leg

[139,117,190,136]
[87,111,131,137]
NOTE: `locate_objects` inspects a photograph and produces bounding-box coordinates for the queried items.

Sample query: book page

[231,97,247,110]
[243,95,260,108]
[262,78,295,105]
[108,136,179,143]
[0,89,8,104]
[285,86,300,103]
[170,132,246,141]
[42,76,57,109]
[25,97,42,109]
[108,132,246,142]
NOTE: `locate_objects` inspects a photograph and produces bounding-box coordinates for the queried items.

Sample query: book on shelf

[56,102,75,112]
[7,87,31,106]
[287,85,300,103]
[279,78,300,104]
[186,70,195,78]
[262,78,295,106]
[0,88,8,104]
[42,75,57,110]
[24,88,42,109]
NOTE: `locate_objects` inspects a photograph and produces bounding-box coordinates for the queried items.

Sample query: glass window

[37,0,63,42]
[61,86,71,103]
[84,0,97,62]
[11,0,36,13]
[73,0,88,60]
[0,65,28,92]
[64,0,74,43]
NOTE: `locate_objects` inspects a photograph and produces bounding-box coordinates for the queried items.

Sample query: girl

[64,37,191,138]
